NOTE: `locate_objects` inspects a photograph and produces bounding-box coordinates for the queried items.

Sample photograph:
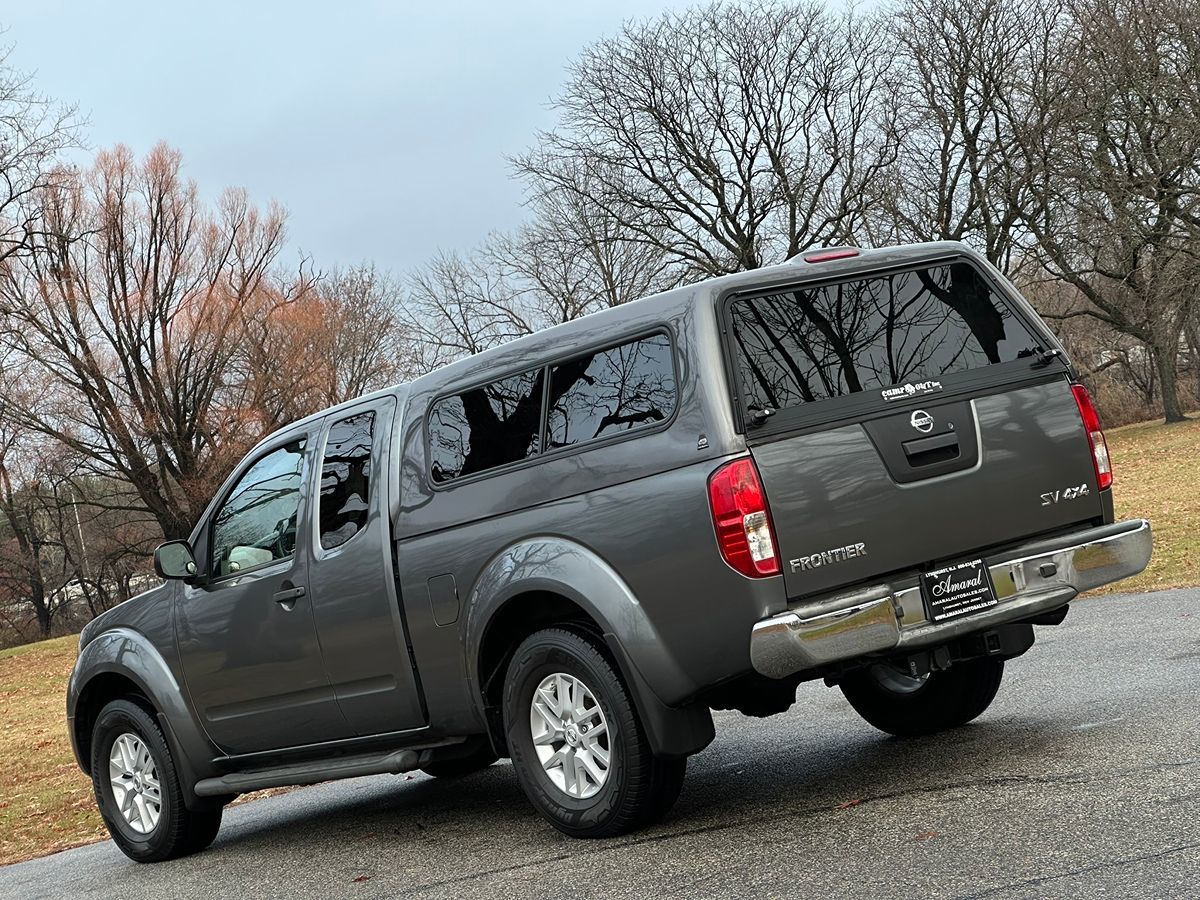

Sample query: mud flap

[603,634,715,758]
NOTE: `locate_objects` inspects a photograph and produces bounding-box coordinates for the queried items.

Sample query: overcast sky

[4,0,692,273]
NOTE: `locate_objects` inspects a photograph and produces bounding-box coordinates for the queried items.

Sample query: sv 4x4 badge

[1041,483,1090,506]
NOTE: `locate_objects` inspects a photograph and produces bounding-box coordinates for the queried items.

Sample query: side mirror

[154,540,198,580]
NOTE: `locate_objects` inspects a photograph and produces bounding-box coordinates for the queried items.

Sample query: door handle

[273,586,306,609]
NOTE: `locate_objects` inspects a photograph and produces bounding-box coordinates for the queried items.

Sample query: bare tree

[240,262,413,426]
[0,413,75,638]
[1027,275,1167,418]
[55,470,163,617]
[316,264,413,401]
[872,0,1065,271]
[1186,312,1200,398]
[403,249,529,364]
[1018,0,1200,422]
[515,1,897,277]
[404,180,675,363]
[490,181,679,324]
[0,143,292,539]
[0,42,79,265]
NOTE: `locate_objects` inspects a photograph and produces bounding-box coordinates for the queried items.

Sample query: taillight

[1071,384,1113,490]
[707,457,780,577]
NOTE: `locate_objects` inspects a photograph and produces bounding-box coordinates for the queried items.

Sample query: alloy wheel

[108,732,162,834]
[529,672,612,799]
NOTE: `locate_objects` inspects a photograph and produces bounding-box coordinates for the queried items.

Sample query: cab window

[318,413,374,550]
[428,368,544,483]
[211,439,306,576]
[547,334,676,449]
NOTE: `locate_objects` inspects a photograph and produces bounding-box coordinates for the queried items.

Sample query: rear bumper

[750,519,1152,679]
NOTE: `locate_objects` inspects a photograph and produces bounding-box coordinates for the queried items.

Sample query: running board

[193,747,434,797]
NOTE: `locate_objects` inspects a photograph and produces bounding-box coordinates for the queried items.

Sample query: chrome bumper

[750,519,1152,679]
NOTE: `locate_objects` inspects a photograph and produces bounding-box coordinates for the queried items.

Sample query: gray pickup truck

[67,242,1151,862]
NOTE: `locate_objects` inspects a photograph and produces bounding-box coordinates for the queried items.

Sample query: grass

[0,636,106,867]
[0,415,1196,867]
[1097,415,1200,594]
[0,636,290,867]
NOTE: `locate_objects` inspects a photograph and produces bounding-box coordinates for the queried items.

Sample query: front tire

[839,656,1005,737]
[91,699,222,862]
[503,628,685,838]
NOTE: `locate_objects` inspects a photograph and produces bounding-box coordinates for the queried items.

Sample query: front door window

[211,440,306,576]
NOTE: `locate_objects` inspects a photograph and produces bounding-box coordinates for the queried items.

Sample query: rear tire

[840,656,1004,737]
[503,628,686,838]
[180,805,224,855]
[639,752,687,828]
[91,699,222,862]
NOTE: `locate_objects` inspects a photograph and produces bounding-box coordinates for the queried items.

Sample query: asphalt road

[4,589,1199,900]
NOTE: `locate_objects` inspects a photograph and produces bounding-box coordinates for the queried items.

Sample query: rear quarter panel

[393,292,784,727]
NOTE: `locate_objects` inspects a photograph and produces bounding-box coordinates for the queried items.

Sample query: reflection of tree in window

[212,441,305,572]
[429,369,544,483]
[730,263,1042,413]
[548,335,676,448]
[319,413,374,550]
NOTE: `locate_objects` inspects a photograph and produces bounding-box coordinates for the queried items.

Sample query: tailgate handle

[902,431,960,463]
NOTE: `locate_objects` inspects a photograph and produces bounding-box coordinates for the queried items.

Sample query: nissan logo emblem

[910,409,934,433]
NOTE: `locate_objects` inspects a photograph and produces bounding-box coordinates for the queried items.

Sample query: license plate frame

[920,558,999,623]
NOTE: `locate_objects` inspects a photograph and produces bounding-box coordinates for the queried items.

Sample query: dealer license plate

[920,559,998,623]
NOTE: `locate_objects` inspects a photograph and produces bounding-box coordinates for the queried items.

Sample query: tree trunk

[1186,321,1200,402]
[30,586,52,639]
[1149,338,1187,423]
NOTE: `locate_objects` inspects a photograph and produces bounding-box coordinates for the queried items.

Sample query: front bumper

[750,519,1152,679]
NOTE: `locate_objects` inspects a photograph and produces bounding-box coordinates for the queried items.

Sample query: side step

[194,747,435,797]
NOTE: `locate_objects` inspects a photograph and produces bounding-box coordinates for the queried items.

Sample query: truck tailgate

[750,379,1104,599]
[723,252,1107,601]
